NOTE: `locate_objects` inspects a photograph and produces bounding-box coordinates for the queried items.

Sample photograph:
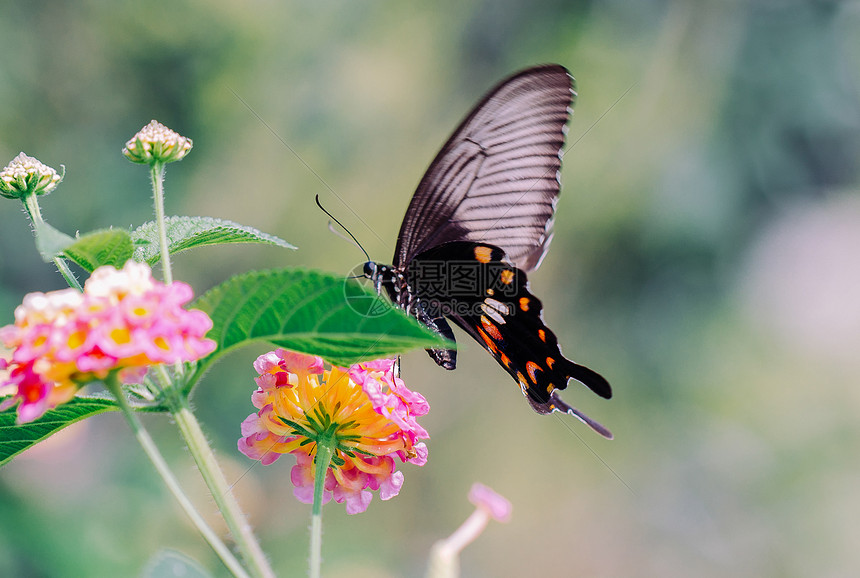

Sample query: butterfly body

[365,65,612,438]
[365,260,458,369]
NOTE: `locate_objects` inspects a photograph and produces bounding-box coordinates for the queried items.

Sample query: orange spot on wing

[526,361,542,383]
[474,246,493,263]
[500,353,511,368]
[546,356,555,369]
[517,372,528,388]
[480,315,503,341]
[546,383,555,394]
[538,329,546,342]
[500,269,514,285]
[476,327,499,353]
[519,297,530,311]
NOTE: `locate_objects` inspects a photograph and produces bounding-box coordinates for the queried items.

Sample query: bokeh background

[2,1,860,576]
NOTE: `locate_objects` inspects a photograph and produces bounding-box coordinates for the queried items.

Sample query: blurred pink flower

[426,483,512,578]
[238,349,429,514]
[469,482,512,523]
[0,261,216,423]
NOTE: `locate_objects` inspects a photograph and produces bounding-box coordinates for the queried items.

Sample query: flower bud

[122,120,193,165]
[0,153,62,199]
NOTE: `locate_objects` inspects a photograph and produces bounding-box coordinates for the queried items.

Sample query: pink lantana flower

[238,349,429,514]
[0,261,216,423]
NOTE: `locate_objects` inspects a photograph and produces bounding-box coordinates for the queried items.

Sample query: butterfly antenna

[315,194,371,261]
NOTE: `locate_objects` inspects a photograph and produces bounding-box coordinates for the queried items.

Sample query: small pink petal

[17,397,49,424]
[274,349,324,375]
[240,413,266,437]
[290,452,332,505]
[253,351,283,375]
[379,470,404,501]
[118,366,148,384]
[332,485,373,515]
[405,442,429,466]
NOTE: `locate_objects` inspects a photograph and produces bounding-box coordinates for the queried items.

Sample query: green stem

[21,192,81,291]
[51,257,80,290]
[310,432,336,578]
[104,375,249,578]
[150,161,173,285]
[165,388,276,578]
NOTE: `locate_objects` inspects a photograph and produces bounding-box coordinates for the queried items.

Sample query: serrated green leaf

[33,220,75,262]
[0,396,118,467]
[61,228,134,272]
[131,216,296,265]
[193,268,450,368]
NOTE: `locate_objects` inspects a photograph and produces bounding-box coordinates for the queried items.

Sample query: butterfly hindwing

[405,241,612,436]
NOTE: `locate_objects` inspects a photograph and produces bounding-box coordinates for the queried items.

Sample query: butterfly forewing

[394,65,574,272]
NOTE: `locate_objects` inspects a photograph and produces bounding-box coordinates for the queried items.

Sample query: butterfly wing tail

[527,391,614,440]
[565,360,612,399]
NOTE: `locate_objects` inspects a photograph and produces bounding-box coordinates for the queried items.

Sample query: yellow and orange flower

[238,350,429,514]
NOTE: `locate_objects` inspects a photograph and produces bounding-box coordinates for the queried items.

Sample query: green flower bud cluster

[0,152,62,199]
[122,120,193,165]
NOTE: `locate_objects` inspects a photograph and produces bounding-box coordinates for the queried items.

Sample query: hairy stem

[166,388,276,578]
[105,375,249,578]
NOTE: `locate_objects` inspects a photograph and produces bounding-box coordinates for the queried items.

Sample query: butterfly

[363,65,613,438]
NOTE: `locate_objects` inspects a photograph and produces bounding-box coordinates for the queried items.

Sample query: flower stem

[425,510,489,578]
[150,161,173,285]
[21,192,81,291]
[165,388,276,578]
[51,257,80,290]
[104,375,249,578]
[310,432,336,578]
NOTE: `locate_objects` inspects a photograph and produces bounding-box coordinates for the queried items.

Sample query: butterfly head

[362,261,378,280]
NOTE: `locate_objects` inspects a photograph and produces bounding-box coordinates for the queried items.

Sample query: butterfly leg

[415,300,457,370]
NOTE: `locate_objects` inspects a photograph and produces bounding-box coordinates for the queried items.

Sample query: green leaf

[33,220,75,262]
[131,216,296,265]
[193,268,450,368]
[0,396,118,467]
[142,550,213,578]
[61,228,135,272]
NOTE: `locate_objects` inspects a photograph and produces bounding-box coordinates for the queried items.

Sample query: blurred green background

[2,1,860,576]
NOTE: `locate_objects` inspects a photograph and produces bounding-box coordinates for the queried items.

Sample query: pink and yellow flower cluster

[0,261,216,423]
[239,349,429,514]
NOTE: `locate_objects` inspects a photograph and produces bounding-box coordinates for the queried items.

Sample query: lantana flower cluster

[0,261,216,423]
[239,350,429,514]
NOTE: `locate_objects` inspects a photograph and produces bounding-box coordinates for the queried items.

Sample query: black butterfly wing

[406,241,612,438]
[394,65,574,273]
